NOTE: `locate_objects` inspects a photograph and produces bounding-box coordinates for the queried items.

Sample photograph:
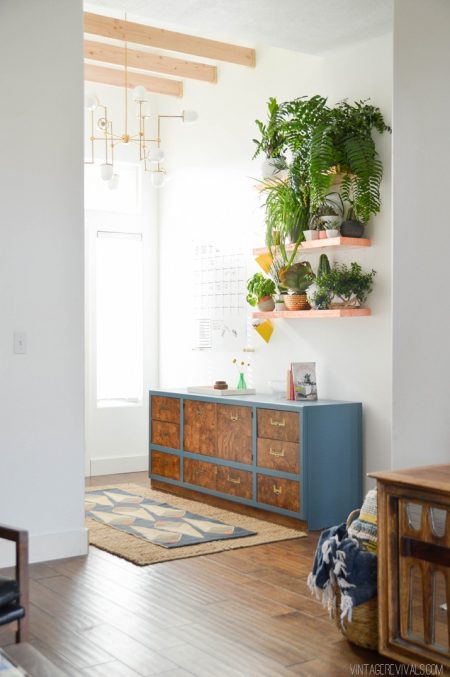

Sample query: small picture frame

[291,362,317,401]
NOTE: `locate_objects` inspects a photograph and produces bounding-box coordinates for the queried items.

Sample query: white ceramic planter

[326,229,340,238]
[303,230,319,241]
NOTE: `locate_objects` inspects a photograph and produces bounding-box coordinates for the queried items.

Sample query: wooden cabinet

[150,390,362,529]
[184,458,252,500]
[257,438,299,474]
[151,420,180,449]
[257,474,300,512]
[216,404,252,464]
[183,399,216,455]
[151,395,180,424]
[371,465,450,669]
[257,408,299,443]
[150,450,180,480]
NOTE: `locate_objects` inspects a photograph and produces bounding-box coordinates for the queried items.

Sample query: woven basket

[284,294,310,311]
[333,510,378,650]
[334,585,378,650]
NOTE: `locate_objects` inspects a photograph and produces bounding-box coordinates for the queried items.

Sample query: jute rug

[86,483,307,566]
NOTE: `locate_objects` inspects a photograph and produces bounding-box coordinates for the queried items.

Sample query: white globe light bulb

[133,85,147,102]
[147,148,165,164]
[183,109,198,124]
[100,164,113,181]
[108,174,119,190]
[151,171,166,188]
[85,94,98,111]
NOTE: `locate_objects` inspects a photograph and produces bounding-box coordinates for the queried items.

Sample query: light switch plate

[14,332,27,354]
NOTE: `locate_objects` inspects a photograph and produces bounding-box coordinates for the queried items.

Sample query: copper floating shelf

[252,237,371,256]
[252,308,372,319]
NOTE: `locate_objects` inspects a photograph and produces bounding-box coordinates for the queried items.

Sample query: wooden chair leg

[15,532,29,643]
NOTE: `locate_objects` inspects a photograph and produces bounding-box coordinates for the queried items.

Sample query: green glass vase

[237,372,247,390]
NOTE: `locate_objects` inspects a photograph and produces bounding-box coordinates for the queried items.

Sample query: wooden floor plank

[0,471,401,676]
[79,623,178,676]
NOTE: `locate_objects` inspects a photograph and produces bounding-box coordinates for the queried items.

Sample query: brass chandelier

[84,18,198,189]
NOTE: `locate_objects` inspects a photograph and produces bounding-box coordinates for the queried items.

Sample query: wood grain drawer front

[151,420,180,449]
[151,395,180,424]
[216,404,252,464]
[183,400,217,455]
[183,459,252,500]
[184,458,218,492]
[216,465,252,500]
[257,475,300,512]
[257,438,299,474]
[151,451,180,480]
[257,409,299,443]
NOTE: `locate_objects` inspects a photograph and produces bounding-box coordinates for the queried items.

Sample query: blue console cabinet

[149,389,362,530]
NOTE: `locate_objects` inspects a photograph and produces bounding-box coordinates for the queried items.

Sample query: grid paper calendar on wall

[192,243,246,350]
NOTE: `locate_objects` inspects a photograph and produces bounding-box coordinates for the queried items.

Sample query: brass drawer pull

[230,414,239,421]
[195,407,202,416]
[228,476,241,485]
[270,418,285,427]
[269,448,285,458]
[273,485,282,495]
[159,405,169,412]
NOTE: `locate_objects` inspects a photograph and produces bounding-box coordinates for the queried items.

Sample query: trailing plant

[246,273,276,306]
[316,262,376,306]
[252,97,286,161]
[279,261,315,295]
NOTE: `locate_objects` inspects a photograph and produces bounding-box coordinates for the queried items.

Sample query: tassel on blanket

[308,521,377,623]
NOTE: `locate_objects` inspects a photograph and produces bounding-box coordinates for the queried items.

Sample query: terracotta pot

[257,295,275,312]
[284,294,310,311]
[318,231,327,239]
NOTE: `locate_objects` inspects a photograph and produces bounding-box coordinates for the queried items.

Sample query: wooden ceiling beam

[84,63,183,98]
[84,40,217,83]
[84,12,255,67]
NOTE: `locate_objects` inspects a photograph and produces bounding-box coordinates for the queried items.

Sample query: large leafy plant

[255,95,390,232]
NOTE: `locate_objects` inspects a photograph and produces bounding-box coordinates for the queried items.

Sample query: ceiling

[84,0,393,55]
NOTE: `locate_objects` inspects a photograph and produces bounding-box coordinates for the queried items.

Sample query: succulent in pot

[279,261,315,311]
[246,273,276,311]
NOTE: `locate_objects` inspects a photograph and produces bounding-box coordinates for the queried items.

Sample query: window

[96,231,143,405]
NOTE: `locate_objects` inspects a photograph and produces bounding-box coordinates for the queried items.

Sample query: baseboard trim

[0,527,88,567]
[89,455,148,477]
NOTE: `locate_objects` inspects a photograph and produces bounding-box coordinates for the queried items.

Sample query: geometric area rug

[86,486,256,549]
[86,483,307,566]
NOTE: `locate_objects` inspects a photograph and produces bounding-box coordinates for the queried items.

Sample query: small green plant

[246,273,276,306]
[279,261,315,294]
[316,262,376,306]
[252,97,286,161]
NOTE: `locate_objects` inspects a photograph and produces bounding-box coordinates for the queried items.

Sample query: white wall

[84,85,159,476]
[0,0,87,563]
[392,0,450,468]
[159,36,393,484]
